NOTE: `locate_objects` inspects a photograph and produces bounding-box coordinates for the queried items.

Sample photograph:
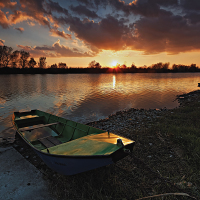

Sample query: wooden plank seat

[38,136,62,148]
[19,122,60,132]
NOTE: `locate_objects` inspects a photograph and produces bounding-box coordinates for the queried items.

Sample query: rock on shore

[87,107,169,139]
[87,89,200,137]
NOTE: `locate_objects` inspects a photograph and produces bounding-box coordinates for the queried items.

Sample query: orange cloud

[1,0,200,56]
[27,21,35,26]
[9,10,32,24]
[50,29,72,39]
[17,39,96,58]
[8,10,51,28]
[17,45,32,51]
[14,27,24,33]
[51,39,94,57]
[0,39,5,46]
[0,0,17,9]
[0,10,9,28]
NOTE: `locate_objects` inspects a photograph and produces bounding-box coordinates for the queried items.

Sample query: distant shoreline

[1,67,200,74]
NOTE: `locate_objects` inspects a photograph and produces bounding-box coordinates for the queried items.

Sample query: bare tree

[190,64,198,71]
[38,57,46,68]
[162,62,170,70]
[172,64,178,71]
[0,46,13,68]
[88,60,96,68]
[50,63,57,68]
[94,62,101,69]
[10,50,20,68]
[131,63,137,69]
[28,57,37,68]
[151,62,163,70]
[120,64,127,68]
[20,50,30,68]
[58,62,68,69]
[88,60,101,68]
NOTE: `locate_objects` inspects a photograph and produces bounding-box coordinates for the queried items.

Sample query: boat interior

[13,110,134,156]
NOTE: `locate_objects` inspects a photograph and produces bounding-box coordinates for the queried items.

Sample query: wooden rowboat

[12,109,135,175]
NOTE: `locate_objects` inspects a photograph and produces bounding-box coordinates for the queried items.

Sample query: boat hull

[34,149,113,175]
[33,142,133,175]
[12,109,135,175]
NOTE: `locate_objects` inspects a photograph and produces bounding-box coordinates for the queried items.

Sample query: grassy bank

[11,90,200,200]
[155,91,200,190]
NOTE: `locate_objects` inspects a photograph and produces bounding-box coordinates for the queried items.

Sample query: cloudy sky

[0,0,200,67]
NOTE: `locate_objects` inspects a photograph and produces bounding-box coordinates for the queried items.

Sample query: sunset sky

[0,0,200,68]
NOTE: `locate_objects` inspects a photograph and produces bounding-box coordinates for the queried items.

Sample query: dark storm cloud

[180,0,200,25]
[67,15,130,50]
[45,0,68,15]
[70,5,99,18]
[42,0,200,54]
[77,0,107,8]
[184,12,200,25]
[77,0,90,5]
[147,0,178,7]
[180,0,200,11]
[108,0,178,17]
[127,13,200,54]
[1,0,200,56]
[0,0,17,9]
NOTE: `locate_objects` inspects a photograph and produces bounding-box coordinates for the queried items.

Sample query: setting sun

[111,60,118,67]
[1,0,200,68]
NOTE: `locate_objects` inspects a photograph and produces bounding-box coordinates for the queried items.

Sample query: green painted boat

[12,109,135,175]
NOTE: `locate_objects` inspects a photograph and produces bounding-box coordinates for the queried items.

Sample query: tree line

[87,60,200,73]
[0,45,70,70]
[0,46,47,69]
[0,45,199,73]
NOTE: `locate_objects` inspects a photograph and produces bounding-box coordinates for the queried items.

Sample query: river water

[0,73,200,135]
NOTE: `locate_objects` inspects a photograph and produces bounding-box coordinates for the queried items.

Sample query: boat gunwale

[12,112,135,160]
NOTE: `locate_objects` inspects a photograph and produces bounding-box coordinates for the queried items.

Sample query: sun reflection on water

[113,75,116,89]
[1,73,200,134]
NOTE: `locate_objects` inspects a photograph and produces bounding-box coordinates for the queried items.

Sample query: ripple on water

[0,73,200,137]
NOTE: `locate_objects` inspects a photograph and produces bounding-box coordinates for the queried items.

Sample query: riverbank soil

[6,90,200,199]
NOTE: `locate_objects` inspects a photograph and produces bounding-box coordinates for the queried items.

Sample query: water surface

[0,73,199,137]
